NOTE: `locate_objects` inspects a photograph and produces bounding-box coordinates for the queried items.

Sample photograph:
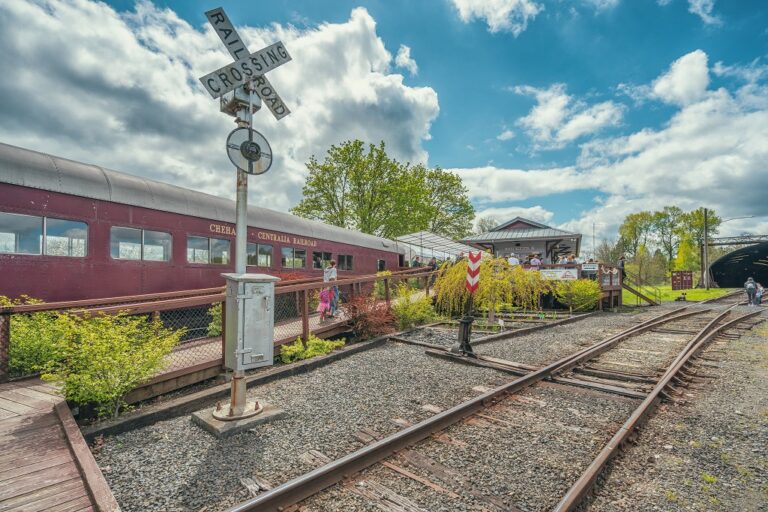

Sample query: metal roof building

[0,142,401,254]
[461,217,582,263]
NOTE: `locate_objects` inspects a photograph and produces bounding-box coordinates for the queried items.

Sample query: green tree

[422,167,475,238]
[554,279,602,312]
[475,216,499,234]
[674,234,699,271]
[291,140,474,239]
[618,211,654,257]
[680,208,722,248]
[652,206,684,274]
[595,239,624,265]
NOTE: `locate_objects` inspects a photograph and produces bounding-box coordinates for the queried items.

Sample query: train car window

[281,247,292,267]
[0,212,42,254]
[377,259,385,272]
[210,237,230,264]
[247,243,273,267]
[312,251,331,269]
[282,247,306,268]
[143,230,172,262]
[45,218,87,257]
[187,236,209,264]
[338,254,353,271]
[111,226,142,260]
[294,249,306,268]
[246,242,258,266]
[258,244,273,267]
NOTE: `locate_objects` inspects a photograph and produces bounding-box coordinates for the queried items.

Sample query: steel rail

[554,308,764,511]
[226,306,709,512]
[699,289,744,304]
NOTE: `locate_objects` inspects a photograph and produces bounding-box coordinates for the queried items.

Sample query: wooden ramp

[0,379,119,512]
[622,282,659,306]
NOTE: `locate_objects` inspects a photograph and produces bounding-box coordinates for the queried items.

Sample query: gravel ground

[587,309,768,512]
[96,342,510,512]
[474,306,679,366]
[302,382,641,511]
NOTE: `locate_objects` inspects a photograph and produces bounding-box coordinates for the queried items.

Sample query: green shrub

[42,313,183,418]
[207,302,222,337]
[373,271,393,299]
[279,334,345,364]
[1,295,68,377]
[554,279,602,312]
[392,283,439,330]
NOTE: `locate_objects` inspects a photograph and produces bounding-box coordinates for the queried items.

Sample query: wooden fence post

[302,289,310,348]
[0,313,9,383]
[384,278,391,308]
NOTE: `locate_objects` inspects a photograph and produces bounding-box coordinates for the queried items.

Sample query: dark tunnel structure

[710,241,768,288]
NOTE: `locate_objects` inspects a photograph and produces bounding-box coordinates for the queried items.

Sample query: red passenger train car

[0,143,404,302]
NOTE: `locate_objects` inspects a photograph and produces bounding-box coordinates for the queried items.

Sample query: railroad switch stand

[453,295,477,358]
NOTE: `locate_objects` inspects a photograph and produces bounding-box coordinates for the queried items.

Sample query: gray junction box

[222,273,280,371]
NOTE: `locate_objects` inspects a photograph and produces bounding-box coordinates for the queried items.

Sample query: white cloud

[0,1,439,212]
[688,0,721,25]
[452,165,588,202]
[583,0,620,10]
[514,84,624,148]
[474,205,554,225]
[455,51,768,247]
[496,129,515,141]
[451,0,543,35]
[395,44,418,76]
[651,49,710,105]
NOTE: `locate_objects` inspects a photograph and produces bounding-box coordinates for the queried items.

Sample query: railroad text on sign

[199,41,292,99]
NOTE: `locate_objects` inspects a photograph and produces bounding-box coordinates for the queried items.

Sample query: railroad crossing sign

[200,7,292,120]
[466,252,481,294]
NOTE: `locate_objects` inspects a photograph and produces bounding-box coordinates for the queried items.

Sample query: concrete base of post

[192,402,285,438]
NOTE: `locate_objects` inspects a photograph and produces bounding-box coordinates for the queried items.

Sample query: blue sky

[0,0,767,252]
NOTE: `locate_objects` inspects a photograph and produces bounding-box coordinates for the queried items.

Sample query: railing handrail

[0,267,432,315]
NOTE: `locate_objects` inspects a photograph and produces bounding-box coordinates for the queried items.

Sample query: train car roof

[0,142,403,254]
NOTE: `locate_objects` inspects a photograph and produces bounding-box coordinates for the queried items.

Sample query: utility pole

[703,208,709,290]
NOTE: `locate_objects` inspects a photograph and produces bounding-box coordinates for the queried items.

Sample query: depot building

[461,217,582,264]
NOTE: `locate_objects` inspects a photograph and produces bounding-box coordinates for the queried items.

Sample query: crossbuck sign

[199,8,292,120]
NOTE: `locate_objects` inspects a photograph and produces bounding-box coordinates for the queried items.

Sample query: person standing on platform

[530,254,542,267]
[507,253,520,266]
[324,260,338,317]
[412,256,422,268]
[618,255,626,279]
[745,277,757,305]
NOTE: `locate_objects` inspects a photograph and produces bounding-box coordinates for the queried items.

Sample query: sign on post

[466,252,481,293]
[539,268,579,280]
[201,7,291,119]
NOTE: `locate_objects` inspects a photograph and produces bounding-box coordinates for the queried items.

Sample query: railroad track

[224,306,764,511]
[699,289,745,305]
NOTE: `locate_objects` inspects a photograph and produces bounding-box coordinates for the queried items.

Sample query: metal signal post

[198,7,291,425]
[453,251,482,357]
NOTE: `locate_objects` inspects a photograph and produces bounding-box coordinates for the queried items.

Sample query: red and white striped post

[453,251,481,357]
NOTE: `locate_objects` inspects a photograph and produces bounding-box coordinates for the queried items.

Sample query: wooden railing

[0,267,435,382]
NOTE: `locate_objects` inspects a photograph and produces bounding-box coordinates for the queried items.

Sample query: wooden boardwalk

[0,379,119,512]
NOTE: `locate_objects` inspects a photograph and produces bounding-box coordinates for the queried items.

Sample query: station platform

[0,379,118,511]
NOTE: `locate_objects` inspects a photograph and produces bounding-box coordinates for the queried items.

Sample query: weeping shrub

[207,302,222,337]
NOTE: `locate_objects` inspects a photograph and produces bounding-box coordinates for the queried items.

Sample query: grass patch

[622,286,736,304]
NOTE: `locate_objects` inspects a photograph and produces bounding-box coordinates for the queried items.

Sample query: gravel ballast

[96,342,509,512]
[587,311,768,512]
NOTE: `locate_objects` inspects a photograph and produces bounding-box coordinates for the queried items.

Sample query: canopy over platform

[461,216,582,264]
[396,231,478,261]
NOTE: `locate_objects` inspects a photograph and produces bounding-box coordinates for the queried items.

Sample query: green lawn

[622,285,737,304]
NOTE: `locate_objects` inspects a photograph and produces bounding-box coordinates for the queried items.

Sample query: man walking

[745,277,757,305]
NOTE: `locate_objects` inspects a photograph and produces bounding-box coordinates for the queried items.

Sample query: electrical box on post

[222,273,280,371]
